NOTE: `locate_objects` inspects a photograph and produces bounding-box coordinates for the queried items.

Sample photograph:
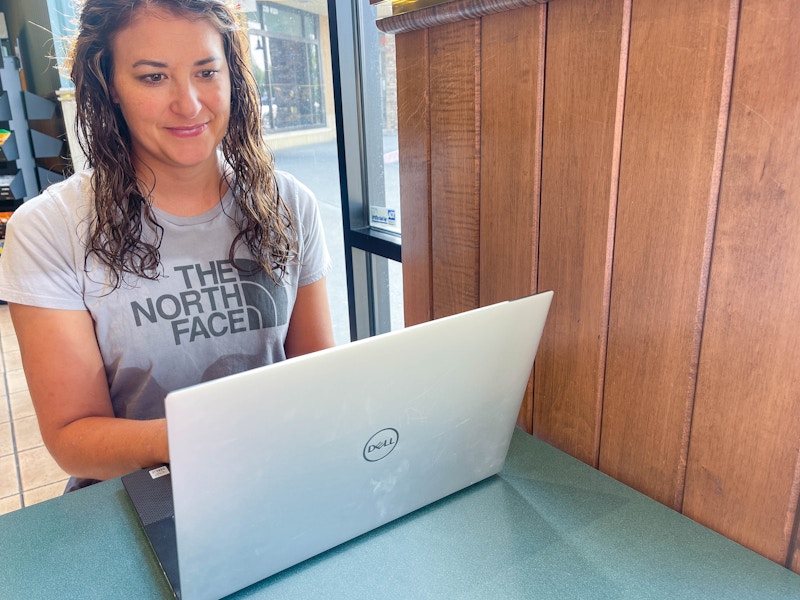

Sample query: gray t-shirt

[0,169,331,489]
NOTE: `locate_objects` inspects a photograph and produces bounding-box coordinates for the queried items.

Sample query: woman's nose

[171,81,202,117]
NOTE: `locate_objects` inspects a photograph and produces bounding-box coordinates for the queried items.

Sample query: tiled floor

[0,304,69,516]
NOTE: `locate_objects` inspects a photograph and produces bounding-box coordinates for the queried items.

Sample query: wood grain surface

[429,20,482,318]
[396,29,433,327]
[534,0,629,466]
[683,0,800,566]
[597,0,734,510]
[390,0,800,571]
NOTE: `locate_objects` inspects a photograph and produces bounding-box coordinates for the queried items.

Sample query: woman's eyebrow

[195,56,221,67]
[131,56,221,69]
[132,59,168,69]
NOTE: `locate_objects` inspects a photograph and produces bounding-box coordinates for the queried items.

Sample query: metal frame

[328,0,402,341]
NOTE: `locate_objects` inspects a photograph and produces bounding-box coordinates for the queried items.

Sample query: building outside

[242,0,397,151]
[242,0,338,150]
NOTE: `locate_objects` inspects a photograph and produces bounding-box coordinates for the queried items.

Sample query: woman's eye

[200,69,218,79]
[142,73,165,84]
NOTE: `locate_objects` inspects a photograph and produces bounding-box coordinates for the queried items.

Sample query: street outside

[272,136,402,345]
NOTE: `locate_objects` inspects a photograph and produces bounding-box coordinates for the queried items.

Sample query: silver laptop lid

[166,291,553,600]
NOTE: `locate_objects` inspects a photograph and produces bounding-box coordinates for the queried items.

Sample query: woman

[0,0,335,491]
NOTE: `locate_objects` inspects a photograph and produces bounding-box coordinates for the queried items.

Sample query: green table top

[1,429,798,599]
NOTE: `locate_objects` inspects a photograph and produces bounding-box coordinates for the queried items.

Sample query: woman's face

[110,7,231,176]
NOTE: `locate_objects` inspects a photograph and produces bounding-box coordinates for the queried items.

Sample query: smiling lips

[167,123,208,137]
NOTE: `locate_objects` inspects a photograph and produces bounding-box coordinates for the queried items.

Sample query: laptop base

[122,467,181,599]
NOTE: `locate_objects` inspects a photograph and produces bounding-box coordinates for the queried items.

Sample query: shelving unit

[0,54,65,212]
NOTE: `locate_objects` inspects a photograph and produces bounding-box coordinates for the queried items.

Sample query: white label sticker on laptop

[149,466,170,479]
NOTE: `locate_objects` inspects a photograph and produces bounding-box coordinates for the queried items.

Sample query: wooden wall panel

[534,0,628,466]
[479,5,545,432]
[396,29,433,327]
[478,6,542,306]
[598,0,735,509]
[683,0,800,566]
[429,21,481,318]
[386,0,800,573]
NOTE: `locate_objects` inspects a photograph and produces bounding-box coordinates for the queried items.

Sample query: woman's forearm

[45,416,169,481]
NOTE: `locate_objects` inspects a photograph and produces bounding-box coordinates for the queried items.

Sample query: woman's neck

[135,157,229,217]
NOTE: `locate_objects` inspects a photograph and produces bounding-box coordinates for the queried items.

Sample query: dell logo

[363,428,399,462]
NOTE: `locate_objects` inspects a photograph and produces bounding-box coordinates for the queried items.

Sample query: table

[1,429,798,599]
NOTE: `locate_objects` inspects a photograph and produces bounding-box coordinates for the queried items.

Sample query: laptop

[122,291,553,600]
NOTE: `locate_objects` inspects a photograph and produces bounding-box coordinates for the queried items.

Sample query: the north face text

[129,259,288,345]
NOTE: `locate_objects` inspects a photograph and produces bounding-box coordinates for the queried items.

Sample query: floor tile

[0,396,9,425]
[0,314,15,335]
[23,480,67,507]
[0,335,14,351]
[0,420,13,456]
[18,446,68,491]
[0,334,18,355]
[0,454,19,497]
[5,368,27,396]
[14,415,43,452]
[9,390,33,420]
[0,494,21,516]
[2,348,22,372]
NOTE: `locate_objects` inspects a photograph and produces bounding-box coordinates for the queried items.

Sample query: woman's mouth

[167,123,208,138]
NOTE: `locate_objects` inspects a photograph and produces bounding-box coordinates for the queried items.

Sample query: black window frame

[328,0,403,341]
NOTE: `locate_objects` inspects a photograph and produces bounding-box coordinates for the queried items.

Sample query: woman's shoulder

[273,169,319,216]
[10,170,95,225]
[274,169,313,199]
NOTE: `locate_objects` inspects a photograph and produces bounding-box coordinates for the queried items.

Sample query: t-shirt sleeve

[0,193,87,309]
[277,171,332,287]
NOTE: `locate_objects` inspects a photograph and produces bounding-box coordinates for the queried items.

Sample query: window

[329,0,403,339]
[251,0,404,341]
[247,3,326,132]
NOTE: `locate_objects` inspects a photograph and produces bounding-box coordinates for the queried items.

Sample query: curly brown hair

[68,0,298,287]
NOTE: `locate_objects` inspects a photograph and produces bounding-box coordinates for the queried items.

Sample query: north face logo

[129,258,288,345]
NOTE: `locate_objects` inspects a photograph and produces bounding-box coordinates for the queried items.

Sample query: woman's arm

[9,303,168,481]
[283,277,335,359]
